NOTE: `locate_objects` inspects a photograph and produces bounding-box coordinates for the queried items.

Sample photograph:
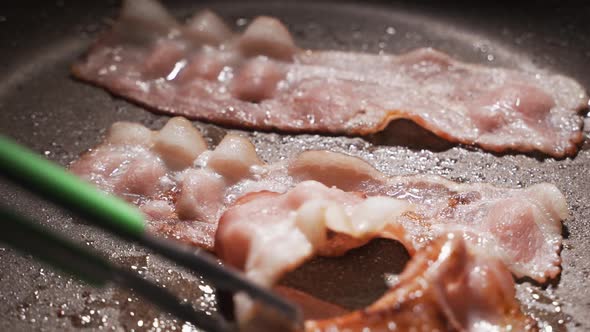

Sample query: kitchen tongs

[0,135,302,332]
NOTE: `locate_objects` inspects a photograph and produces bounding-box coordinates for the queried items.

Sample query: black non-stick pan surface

[1,1,589,331]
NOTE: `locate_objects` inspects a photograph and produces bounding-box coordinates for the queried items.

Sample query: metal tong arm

[0,206,232,332]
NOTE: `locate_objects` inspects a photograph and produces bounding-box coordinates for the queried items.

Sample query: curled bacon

[305,235,537,331]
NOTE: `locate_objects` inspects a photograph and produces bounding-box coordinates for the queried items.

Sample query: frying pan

[1,0,589,331]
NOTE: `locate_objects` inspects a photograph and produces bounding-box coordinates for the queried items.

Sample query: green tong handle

[0,135,145,238]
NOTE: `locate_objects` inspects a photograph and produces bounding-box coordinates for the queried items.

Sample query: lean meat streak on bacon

[70,117,567,283]
[72,0,588,157]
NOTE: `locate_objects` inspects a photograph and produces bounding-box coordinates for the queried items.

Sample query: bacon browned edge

[304,235,537,332]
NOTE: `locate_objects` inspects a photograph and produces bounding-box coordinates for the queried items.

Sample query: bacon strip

[72,0,588,157]
[215,188,536,330]
[305,235,537,331]
[70,117,567,283]
[214,184,539,329]
[215,186,537,329]
[289,151,567,282]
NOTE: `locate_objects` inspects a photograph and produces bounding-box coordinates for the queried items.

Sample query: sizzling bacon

[214,180,564,325]
[70,117,566,282]
[305,235,537,331]
[72,0,588,157]
[214,184,539,329]
[215,189,536,330]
